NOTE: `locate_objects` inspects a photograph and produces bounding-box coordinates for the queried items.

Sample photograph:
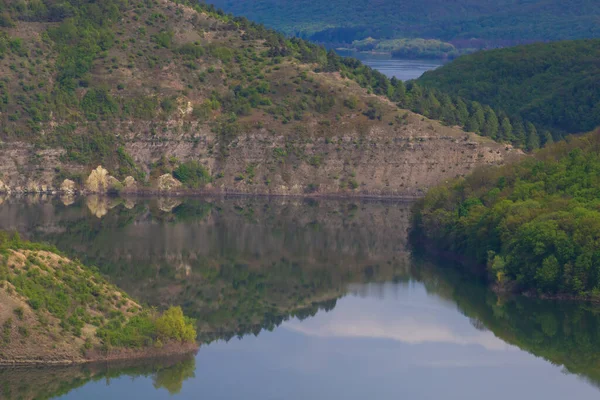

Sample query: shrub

[173,161,212,188]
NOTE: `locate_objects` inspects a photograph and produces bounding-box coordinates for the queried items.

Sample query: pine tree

[439,93,458,126]
[542,130,554,146]
[526,122,540,151]
[500,117,513,142]
[455,98,469,126]
[390,77,406,107]
[512,118,526,148]
[482,106,499,138]
[466,102,485,133]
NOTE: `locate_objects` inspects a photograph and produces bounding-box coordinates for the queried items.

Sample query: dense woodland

[208,0,600,45]
[413,131,600,297]
[418,40,600,136]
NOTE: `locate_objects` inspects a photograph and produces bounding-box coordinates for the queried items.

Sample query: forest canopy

[417,39,600,136]
[413,131,600,297]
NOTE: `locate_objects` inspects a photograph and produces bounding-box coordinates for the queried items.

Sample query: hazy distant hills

[208,0,600,45]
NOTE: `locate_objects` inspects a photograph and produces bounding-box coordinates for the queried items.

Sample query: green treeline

[348,38,473,59]
[417,40,600,136]
[208,0,600,44]
[413,131,600,296]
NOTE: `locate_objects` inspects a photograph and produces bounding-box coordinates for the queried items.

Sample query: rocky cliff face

[0,107,520,197]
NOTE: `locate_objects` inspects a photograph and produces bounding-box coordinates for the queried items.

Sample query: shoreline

[0,342,199,367]
[0,188,424,202]
[412,234,600,304]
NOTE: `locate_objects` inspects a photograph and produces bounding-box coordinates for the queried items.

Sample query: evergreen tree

[407,82,424,114]
[455,98,469,126]
[500,117,513,142]
[526,122,540,151]
[512,118,526,148]
[466,102,485,133]
[439,93,458,125]
[482,106,499,138]
[542,130,554,146]
[423,90,442,119]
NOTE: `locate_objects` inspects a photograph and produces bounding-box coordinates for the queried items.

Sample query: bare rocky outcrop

[85,166,123,193]
[123,176,137,191]
[0,180,9,194]
[158,174,182,192]
[86,166,110,193]
[60,179,77,194]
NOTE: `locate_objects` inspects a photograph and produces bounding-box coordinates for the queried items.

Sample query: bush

[173,161,212,188]
[155,306,196,343]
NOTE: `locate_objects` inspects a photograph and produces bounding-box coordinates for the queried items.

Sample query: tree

[465,102,485,133]
[512,118,526,147]
[542,130,554,146]
[499,117,513,142]
[440,93,458,125]
[526,122,540,151]
[455,98,469,126]
[482,106,499,138]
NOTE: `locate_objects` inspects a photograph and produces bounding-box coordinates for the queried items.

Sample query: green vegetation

[348,38,474,59]
[0,231,196,357]
[413,131,600,297]
[418,39,600,136]
[173,161,212,189]
[209,0,600,45]
[0,0,536,185]
[410,257,600,388]
[97,306,196,349]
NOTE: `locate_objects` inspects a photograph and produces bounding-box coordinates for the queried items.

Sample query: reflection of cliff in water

[0,354,196,400]
[405,255,600,390]
[0,196,413,342]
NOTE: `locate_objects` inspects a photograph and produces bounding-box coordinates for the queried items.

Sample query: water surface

[0,197,599,399]
[336,50,445,80]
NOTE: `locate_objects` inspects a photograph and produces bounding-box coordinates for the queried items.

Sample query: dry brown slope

[0,0,521,196]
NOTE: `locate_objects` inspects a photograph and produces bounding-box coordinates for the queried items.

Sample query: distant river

[336,50,445,81]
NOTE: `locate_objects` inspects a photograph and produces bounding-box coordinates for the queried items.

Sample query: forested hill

[417,39,600,136]
[207,0,600,45]
[413,130,600,298]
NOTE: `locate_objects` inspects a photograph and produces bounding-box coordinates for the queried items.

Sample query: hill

[413,130,600,298]
[208,0,600,45]
[417,40,600,137]
[0,0,518,197]
[0,232,197,365]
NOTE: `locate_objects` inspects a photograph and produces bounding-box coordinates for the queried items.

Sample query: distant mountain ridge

[207,0,600,45]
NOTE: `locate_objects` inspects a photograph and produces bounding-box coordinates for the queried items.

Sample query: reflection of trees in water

[409,255,600,390]
[0,196,412,343]
[0,354,196,400]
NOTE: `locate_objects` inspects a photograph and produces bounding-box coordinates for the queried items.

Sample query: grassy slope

[417,39,600,135]
[208,0,600,43]
[0,233,196,364]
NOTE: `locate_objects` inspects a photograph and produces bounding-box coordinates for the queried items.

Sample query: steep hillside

[418,40,600,137]
[413,130,600,297]
[0,232,197,365]
[0,0,519,197]
[208,0,600,45]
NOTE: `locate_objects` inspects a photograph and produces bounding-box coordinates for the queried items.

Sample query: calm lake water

[336,50,445,80]
[0,196,599,399]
